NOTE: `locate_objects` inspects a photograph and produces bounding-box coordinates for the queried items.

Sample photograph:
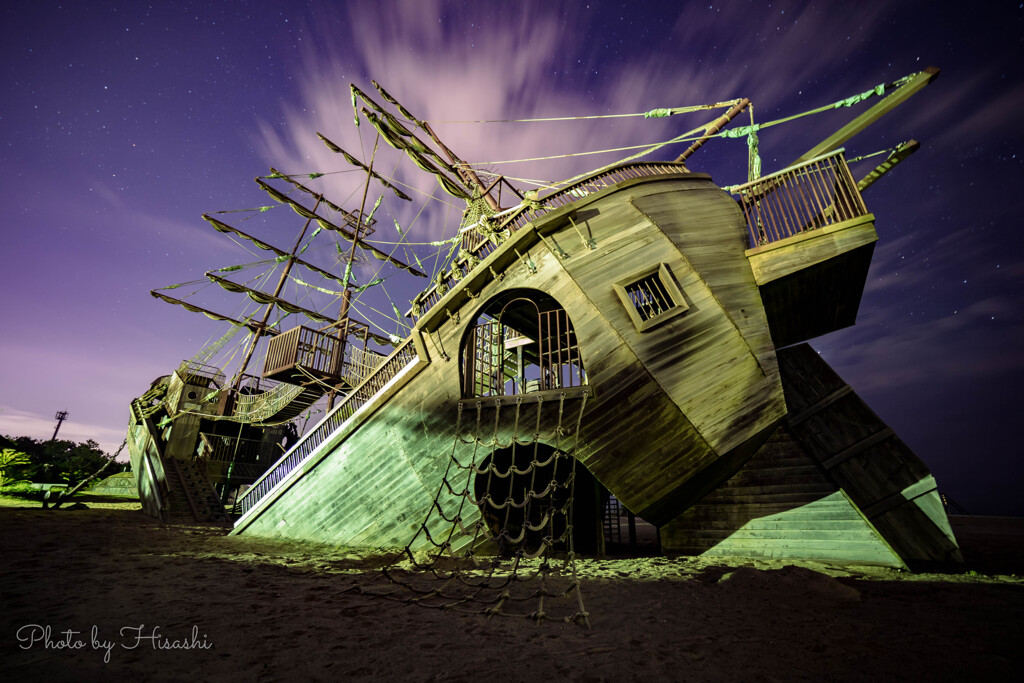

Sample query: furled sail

[311,136,413,202]
[202,214,352,287]
[254,178,427,277]
[205,273,334,324]
[149,291,280,335]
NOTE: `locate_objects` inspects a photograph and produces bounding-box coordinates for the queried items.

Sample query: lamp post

[51,411,68,442]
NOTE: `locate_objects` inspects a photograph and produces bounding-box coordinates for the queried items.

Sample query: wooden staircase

[163,456,230,524]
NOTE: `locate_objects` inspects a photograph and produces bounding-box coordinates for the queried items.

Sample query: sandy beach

[1,494,1021,681]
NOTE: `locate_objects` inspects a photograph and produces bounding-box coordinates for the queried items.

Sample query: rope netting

[350,392,591,627]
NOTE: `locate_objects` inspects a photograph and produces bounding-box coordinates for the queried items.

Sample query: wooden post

[857,139,920,192]
[790,67,939,166]
[233,195,323,391]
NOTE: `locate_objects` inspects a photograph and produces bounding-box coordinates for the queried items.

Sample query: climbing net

[352,392,591,627]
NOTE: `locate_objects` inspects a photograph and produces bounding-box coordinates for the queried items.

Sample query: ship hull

[233,173,788,545]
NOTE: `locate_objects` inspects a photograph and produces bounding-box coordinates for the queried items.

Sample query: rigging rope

[349,393,591,626]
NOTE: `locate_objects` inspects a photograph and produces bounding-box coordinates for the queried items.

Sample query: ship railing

[234,336,420,517]
[730,149,868,248]
[412,161,691,322]
[231,383,306,424]
[176,360,226,389]
[196,433,269,485]
[263,325,343,380]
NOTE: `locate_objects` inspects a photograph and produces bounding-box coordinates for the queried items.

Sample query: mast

[675,98,751,163]
[364,81,501,211]
[326,137,379,411]
[231,195,322,391]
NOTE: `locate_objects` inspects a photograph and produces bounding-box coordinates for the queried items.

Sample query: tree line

[0,435,120,488]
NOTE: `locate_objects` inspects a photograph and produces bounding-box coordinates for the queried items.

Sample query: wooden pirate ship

[129,66,961,568]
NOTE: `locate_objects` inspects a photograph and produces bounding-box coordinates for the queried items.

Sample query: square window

[613,263,689,332]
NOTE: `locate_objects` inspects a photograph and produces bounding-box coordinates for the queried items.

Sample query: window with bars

[613,263,688,332]
[462,293,586,398]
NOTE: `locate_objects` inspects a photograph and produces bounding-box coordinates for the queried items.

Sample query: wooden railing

[235,337,420,516]
[412,161,691,321]
[731,149,868,248]
[196,433,269,484]
[263,325,343,379]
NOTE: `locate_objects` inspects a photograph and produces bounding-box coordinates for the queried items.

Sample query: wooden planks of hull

[235,173,788,546]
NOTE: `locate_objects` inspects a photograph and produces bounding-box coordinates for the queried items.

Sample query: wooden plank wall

[777,343,962,563]
[237,175,788,547]
[660,425,906,567]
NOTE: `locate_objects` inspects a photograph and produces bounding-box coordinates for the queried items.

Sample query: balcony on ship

[733,149,878,347]
[262,325,344,386]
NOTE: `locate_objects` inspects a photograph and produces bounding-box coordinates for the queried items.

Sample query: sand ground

[1,494,1022,682]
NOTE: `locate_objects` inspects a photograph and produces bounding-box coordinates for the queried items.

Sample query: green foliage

[0,448,31,486]
[0,480,42,501]
[1,435,115,488]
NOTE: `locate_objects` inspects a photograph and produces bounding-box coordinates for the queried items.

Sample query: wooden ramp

[661,425,906,567]
[777,343,961,563]
[128,398,229,524]
[662,344,961,566]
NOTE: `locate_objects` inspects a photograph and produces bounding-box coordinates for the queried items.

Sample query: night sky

[2,1,1022,516]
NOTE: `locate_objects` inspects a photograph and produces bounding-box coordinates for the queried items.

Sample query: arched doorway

[461,289,586,399]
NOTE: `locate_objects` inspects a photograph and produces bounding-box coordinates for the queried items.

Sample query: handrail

[411,161,691,321]
[235,336,420,516]
[232,383,307,423]
[731,149,868,247]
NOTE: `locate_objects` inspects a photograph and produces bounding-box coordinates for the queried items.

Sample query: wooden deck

[746,214,877,346]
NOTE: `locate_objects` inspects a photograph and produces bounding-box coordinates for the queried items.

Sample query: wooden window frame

[613,262,689,332]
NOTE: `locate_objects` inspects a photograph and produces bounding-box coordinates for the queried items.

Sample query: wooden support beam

[790,67,940,167]
[820,427,894,470]
[862,475,938,519]
[786,385,853,425]
[856,140,921,192]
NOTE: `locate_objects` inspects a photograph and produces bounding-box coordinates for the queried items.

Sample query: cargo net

[354,393,591,627]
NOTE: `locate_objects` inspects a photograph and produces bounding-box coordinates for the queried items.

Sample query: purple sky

[2,1,1022,515]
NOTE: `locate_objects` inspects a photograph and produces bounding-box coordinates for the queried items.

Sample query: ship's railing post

[730,149,868,247]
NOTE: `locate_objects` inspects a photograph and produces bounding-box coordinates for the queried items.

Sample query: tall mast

[231,195,322,391]
[367,81,500,211]
[326,137,379,410]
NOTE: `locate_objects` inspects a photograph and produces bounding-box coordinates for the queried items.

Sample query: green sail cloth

[436,172,472,200]
[293,277,348,296]
[149,291,280,335]
[363,108,467,197]
[205,274,333,323]
[644,108,672,118]
[341,260,354,291]
[354,277,385,293]
[366,195,383,224]
[835,83,886,108]
[315,133,412,201]
[747,128,762,181]
[371,80,419,126]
